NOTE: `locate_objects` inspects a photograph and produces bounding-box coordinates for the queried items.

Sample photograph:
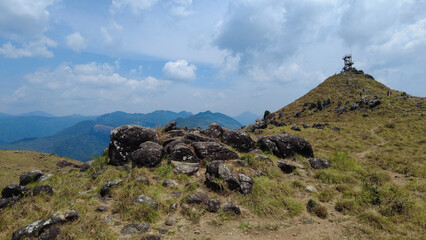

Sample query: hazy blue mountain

[19,111,56,117]
[0,113,13,119]
[175,111,243,130]
[233,111,261,126]
[0,115,97,144]
[0,121,109,161]
[0,110,192,161]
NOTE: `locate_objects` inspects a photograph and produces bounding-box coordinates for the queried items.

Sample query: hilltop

[0,71,424,240]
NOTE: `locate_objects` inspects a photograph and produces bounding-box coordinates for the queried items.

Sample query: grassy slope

[0,150,82,189]
[0,72,424,239]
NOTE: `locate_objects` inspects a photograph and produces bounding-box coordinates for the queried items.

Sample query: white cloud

[65,32,87,52]
[162,59,196,82]
[167,0,194,17]
[0,36,57,58]
[110,0,159,14]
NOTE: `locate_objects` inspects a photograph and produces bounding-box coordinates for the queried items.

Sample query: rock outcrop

[256,134,314,158]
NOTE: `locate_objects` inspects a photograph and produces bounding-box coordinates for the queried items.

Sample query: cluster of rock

[12,210,79,240]
[1,170,54,211]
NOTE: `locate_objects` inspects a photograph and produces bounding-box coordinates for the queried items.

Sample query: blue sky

[0,0,425,116]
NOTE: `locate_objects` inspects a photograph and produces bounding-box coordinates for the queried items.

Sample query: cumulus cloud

[162,59,197,82]
[167,0,194,17]
[8,61,171,114]
[0,36,57,58]
[65,32,87,52]
[110,0,159,14]
[0,0,58,58]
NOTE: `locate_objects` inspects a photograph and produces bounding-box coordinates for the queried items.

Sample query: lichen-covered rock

[38,227,60,240]
[2,184,31,198]
[173,163,199,176]
[162,179,178,187]
[19,170,43,186]
[192,142,238,160]
[169,143,199,163]
[100,180,122,197]
[131,141,163,168]
[183,133,215,143]
[221,130,255,152]
[204,160,240,191]
[308,158,331,169]
[12,220,44,240]
[200,123,224,138]
[109,125,159,166]
[33,185,53,196]
[256,134,314,158]
[0,197,17,210]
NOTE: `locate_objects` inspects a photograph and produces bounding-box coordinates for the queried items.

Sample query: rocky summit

[0,71,424,240]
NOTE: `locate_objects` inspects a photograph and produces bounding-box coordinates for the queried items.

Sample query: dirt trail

[355,125,386,160]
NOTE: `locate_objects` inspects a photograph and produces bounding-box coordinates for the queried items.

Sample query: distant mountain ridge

[233,111,260,126]
[0,110,241,161]
[175,111,243,130]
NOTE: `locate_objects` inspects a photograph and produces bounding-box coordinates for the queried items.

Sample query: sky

[0,0,425,117]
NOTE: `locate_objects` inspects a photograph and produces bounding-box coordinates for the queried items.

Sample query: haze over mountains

[0,110,245,161]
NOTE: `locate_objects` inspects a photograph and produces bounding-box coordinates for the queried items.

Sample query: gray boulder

[33,185,53,196]
[20,170,43,186]
[308,158,331,169]
[223,202,241,215]
[238,173,254,194]
[221,130,255,152]
[132,141,163,168]
[169,143,199,163]
[163,121,178,133]
[2,184,31,198]
[200,123,224,138]
[109,125,159,166]
[173,163,199,176]
[186,192,209,204]
[100,180,122,197]
[256,134,314,158]
[12,220,44,240]
[38,227,60,240]
[277,161,297,174]
[192,142,238,160]
[206,198,221,213]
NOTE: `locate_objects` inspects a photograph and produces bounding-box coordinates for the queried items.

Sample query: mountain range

[0,110,243,161]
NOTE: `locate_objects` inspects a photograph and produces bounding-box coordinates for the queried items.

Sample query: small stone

[305,186,318,193]
[206,198,221,213]
[169,203,178,211]
[133,195,159,209]
[38,227,60,240]
[136,177,150,185]
[79,162,91,172]
[222,202,241,215]
[162,179,178,187]
[100,180,122,197]
[277,161,297,173]
[332,126,340,131]
[64,210,79,221]
[121,223,150,235]
[194,230,201,235]
[308,158,331,169]
[39,174,53,182]
[96,206,108,212]
[159,226,168,234]
[165,216,176,226]
[187,192,209,204]
[141,235,161,240]
[291,126,301,131]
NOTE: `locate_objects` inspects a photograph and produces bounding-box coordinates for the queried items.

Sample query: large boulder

[2,184,31,198]
[368,99,381,109]
[19,170,43,186]
[222,202,241,215]
[186,192,209,204]
[238,173,254,194]
[205,161,240,191]
[256,134,314,158]
[206,198,221,213]
[169,143,199,163]
[200,123,225,138]
[109,125,159,166]
[221,130,255,152]
[12,220,44,240]
[131,141,163,168]
[192,142,238,160]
